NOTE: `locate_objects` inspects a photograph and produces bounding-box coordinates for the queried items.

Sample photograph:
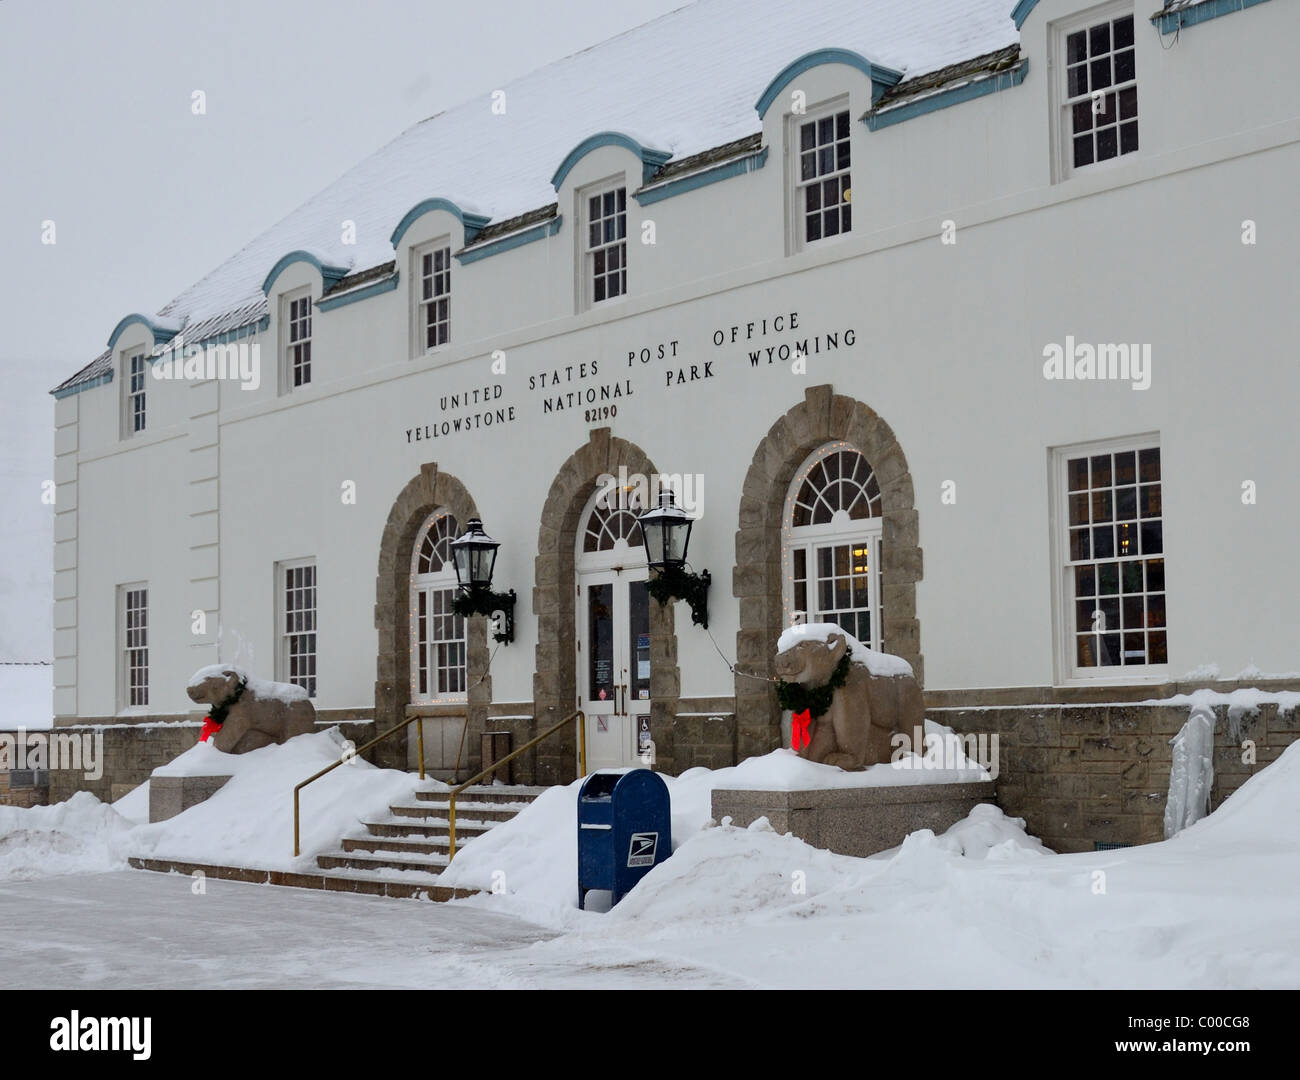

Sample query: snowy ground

[0,871,740,989]
[1,726,1298,988]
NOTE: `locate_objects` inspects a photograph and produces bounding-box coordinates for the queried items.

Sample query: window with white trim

[122,350,147,437]
[284,289,313,389]
[278,559,317,696]
[118,583,149,710]
[1058,6,1138,175]
[793,105,851,247]
[410,512,467,701]
[782,444,883,649]
[415,241,451,354]
[583,182,627,307]
[1055,438,1166,677]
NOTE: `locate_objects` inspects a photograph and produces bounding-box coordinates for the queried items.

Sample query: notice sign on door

[627,831,658,867]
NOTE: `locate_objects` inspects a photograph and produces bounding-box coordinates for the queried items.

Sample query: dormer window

[123,350,147,436]
[795,106,851,246]
[1058,6,1138,176]
[284,288,313,389]
[416,241,451,353]
[583,181,627,307]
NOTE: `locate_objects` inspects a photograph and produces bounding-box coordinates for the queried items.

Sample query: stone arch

[373,462,486,771]
[532,428,680,784]
[733,385,922,760]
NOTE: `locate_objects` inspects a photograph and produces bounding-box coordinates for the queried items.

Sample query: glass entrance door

[578,568,650,770]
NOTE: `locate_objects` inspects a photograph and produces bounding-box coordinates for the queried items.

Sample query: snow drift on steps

[126,729,434,870]
[0,730,436,881]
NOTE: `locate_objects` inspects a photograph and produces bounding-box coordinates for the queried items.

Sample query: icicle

[1163,700,1216,839]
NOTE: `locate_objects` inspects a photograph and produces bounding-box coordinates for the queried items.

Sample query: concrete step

[389,801,525,822]
[343,832,480,855]
[414,784,549,805]
[128,857,475,902]
[362,818,495,841]
[317,849,450,875]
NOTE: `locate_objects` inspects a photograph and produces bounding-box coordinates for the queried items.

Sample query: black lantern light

[450,517,516,644]
[638,488,710,627]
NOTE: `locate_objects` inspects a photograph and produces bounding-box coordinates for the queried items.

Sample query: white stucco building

[50,0,1300,846]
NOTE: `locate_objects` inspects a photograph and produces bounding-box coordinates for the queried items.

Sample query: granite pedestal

[711,781,996,857]
[149,774,232,823]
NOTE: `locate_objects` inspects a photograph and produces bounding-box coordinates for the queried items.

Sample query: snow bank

[441,742,1000,928]
[777,622,914,678]
[1169,737,1300,852]
[0,792,133,880]
[126,729,434,869]
[927,803,1052,860]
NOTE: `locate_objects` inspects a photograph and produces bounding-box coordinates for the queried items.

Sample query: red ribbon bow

[791,709,812,751]
[199,716,223,742]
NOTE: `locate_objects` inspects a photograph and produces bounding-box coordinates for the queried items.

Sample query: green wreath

[774,651,852,720]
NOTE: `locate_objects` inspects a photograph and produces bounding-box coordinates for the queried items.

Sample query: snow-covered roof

[56,0,1019,394]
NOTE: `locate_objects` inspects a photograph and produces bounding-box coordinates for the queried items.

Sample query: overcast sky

[0,0,687,659]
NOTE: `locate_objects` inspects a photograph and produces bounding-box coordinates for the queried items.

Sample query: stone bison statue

[187,665,316,754]
[773,623,924,771]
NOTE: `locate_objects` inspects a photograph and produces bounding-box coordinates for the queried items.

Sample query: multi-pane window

[281,562,317,696]
[419,244,451,351]
[1062,443,1165,673]
[1063,10,1138,171]
[287,293,312,387]
[784,446,883,649]
[585,185,626,305]
[796,109,851,244]
[126,352,147,435]
[120,585,148,709]
[411,513,467,700]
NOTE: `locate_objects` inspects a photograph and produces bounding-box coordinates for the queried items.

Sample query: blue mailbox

[577,769,671,909]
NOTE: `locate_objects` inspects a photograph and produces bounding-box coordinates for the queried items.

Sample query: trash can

[577,768,671,909]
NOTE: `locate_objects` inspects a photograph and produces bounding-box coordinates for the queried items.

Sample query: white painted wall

[57,1,1300,717]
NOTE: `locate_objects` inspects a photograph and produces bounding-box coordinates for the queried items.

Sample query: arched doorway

[734,386,921,761]
[574,486,651,771]
[532,428,679,784]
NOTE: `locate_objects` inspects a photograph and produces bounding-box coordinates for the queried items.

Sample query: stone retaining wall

[934,699,1299,852]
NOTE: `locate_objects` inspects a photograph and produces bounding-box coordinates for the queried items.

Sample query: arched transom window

[582,501,644,553]
[410,510,466,700]
[783,443,884,649]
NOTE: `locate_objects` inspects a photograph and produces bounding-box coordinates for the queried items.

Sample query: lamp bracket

[645,565,711,628]
[452,585,516,645]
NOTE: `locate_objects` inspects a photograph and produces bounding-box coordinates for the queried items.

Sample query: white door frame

[575,490,649,770]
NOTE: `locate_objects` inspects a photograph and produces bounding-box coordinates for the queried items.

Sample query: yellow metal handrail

[446,710,586,861]
[293,712,427,856]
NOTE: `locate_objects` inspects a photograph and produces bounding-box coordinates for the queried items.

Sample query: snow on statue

[186,665,315,754]
[773,623,925,770]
